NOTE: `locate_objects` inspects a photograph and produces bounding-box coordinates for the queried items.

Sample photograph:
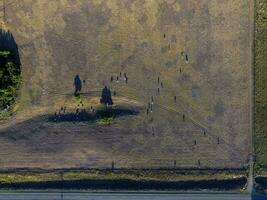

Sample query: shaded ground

[47,107,139,123]
[0,178,246,190]
[0,193,254,200]
[0,0,253,170]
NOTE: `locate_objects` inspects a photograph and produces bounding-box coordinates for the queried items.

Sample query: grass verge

[0,169,247,191]
[255,0,267,175]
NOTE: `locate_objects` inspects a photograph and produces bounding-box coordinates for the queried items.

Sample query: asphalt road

[0,193,258,200]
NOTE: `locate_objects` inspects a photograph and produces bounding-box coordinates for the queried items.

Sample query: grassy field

[0,0,253,170]
[255,0,267,175]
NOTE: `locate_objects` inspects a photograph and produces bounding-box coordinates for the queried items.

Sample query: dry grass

[0,169,246,183]
[0,0,253,170]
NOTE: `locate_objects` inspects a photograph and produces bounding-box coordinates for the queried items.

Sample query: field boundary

[0,168,248,191]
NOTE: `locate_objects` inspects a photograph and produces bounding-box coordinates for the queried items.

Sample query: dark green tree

[100,86,113,106]
[74,74,82,96]
[0,51,20,109]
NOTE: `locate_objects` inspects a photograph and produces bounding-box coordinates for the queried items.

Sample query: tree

[0,51,20,109]
[74,74,82,96]
[100,86,113,106]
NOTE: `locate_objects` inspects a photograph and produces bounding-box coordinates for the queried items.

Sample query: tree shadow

[0,176,246,190]
[48,107,140,123]
[252,192,267,200]
[0,29,20,66]
[252,178,267,199]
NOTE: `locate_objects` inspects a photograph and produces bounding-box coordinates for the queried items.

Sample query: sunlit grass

[0,169,246,184]
[96,117,113,125]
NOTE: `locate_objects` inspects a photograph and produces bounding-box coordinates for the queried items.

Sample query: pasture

[0,0,253,170]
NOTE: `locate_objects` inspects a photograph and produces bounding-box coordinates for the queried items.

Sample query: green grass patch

[74,94,81,101]
[96,117,113,125]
